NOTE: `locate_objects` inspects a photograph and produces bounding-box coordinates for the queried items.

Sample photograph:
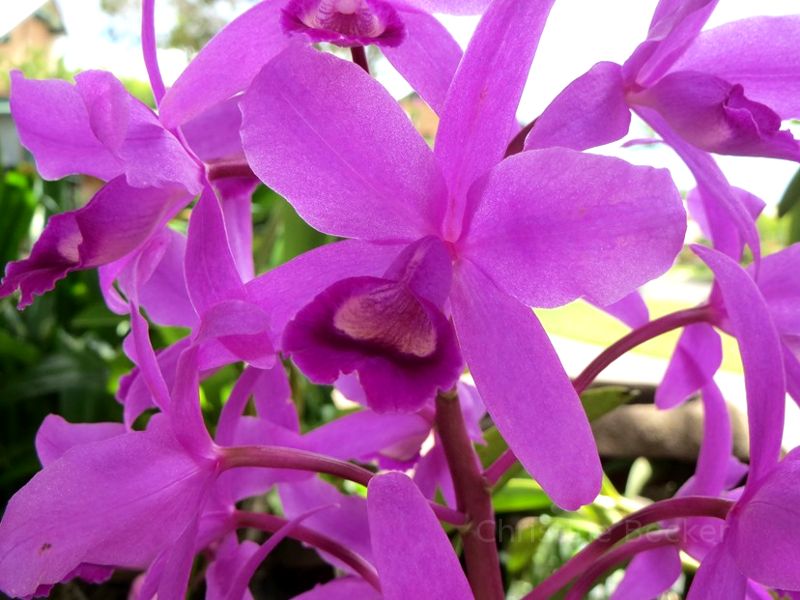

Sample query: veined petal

[730,448,800,591]
[367,472,472,599]
[525,62,631,152]
[656,323,722,409]
[0,416,214,599]
[9,71,123,181]
[687,185,765,260]
[450,260,601,510]
[381,6,462,115]
[35,415,125,466]
[435,0,556,233]
[693,245,784,487]
[245,240,402,344]
[460,148,685,308]
[241,45,446,241]
[158,1,289,128]
[671,16,800,119]
[686,543,747,600]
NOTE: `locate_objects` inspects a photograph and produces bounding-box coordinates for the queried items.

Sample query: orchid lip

[281,0,405,47]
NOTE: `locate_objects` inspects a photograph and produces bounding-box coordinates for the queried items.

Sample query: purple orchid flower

[525,1,800,261]
[157,0,491,130]
[238,0,686,510]
[526,1,800,162]
[0,70,202,308]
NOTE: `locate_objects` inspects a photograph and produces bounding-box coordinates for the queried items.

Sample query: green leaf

[492,478,552,513]
[778,167,800,218]
[580,385,639,422]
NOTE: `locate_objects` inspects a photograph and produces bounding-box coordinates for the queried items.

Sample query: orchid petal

[671,16,800,118]
[381,6,462,115]
[9,71,123,180]
[686,543,747,600]
[435,0,556,229]
[687,186,765,260]
[35,415,125,466]
[245,240,402,344]
[638,106,761,264]
[367,472,472,599]
[730,448,800,590]
[450,260,600,510]
[293,577,381,600]
[138,518,199,600]
[206,537,258,600]
[755,245,800,336]
[185,187,246,314]
[158,1,289,128]
[0,416,214,598]
[626,0,719,86]
[414,440,456,508]
[461,148,685,308]
[682,382,733,497]
[402,0,491,15]
[656,323,722,409]
[525,62,631,152]
[693,245,785,486]
[633,71,800,161]
[784,342,800,406]
[217,177,258,282]
[588,291,650,329]
[170,346,216,458]
[0,177,189,308]
[181,97,245,163]
[241,46,446,241]
[279,478,373,569]
[611,544,681,600]
[252,364,299,432]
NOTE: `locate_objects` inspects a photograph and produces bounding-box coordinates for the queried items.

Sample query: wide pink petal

[525,62,630,151]
[671,16,800,118]
[434,0,556,231]
[686,543,747,600]
[0,416,214,598]
[730,448,800,590]
[367,472,472,599]
[381,6,461,115]
[158,1,289,128]
[450,260,601,510]
[241,46,446,241]
[694,245,785,486]
[460,148,685,308]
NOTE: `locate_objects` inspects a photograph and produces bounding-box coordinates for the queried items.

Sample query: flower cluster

[1,0,799,598]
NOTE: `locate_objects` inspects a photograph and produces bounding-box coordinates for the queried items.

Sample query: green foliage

[778,167,800,244]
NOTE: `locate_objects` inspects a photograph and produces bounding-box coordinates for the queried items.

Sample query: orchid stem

[351,46,370,74]
[563,528,680,600]
[235,510,381,591]
[219,445,467,526]
[524,496,733,600]
[206,160,256,181]
[141,0,166,105]
[435,389,505,600]
[484,304,713,486]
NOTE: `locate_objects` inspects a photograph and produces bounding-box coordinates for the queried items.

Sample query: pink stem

[235,510,381,591]
[524,496,733,600]
[436,389,505,600]
[219,445,467,526]
[564,528,680,600]
[141,0,166,105]
[484,304,713,485]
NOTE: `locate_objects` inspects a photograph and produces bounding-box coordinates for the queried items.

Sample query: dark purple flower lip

[281,0,406,47]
